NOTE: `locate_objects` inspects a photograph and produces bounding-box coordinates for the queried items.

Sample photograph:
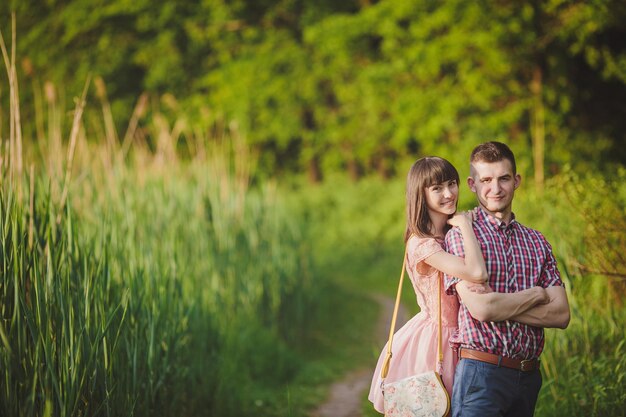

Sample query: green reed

[0,146,314,416]
[0,47,314,414]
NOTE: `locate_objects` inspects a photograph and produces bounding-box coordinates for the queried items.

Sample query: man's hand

[510,286,570,328]
[533,286,550,305]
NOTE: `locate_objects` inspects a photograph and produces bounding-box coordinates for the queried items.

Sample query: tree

[2,0,625,181]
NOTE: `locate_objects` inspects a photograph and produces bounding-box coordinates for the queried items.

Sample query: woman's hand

[447,210,474,228]
[461,283,549,304]
[460,281,493,294]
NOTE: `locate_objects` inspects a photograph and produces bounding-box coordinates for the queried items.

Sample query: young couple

[369,142,570,417]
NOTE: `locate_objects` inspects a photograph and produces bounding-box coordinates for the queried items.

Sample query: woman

[368,157,548,413]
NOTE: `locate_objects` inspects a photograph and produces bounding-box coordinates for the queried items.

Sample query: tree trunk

[530,65,545,192]
[308,155,322,183]
[347,158,362,182]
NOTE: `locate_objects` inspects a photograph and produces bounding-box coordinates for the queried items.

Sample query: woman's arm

[424,212,488,283]
[455,281,550,322]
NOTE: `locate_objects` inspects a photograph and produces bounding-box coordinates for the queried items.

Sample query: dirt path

[310,294,409,417]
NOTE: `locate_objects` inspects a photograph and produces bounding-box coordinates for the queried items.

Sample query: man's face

[468,159,521,218]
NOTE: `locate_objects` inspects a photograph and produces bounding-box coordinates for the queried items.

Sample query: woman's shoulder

[407,235,444,262]
[407,234,444,248]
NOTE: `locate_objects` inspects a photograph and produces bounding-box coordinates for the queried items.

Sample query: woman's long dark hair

[405,157,460,241]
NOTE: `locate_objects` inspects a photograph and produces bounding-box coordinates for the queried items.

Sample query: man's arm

[457,282,570,328]
[456,281,550,322]
[509,286,570,329]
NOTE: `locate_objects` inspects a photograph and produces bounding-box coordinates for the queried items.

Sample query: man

[444,141,570,417]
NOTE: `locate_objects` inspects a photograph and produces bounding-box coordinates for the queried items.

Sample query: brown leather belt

[460,348,540,372]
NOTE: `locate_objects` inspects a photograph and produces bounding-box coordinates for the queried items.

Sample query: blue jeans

[451,358,542,417]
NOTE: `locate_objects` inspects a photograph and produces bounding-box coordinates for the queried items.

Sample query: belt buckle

[520,359,534,372]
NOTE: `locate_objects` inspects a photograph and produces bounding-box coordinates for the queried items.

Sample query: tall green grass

[0,143,318,416]
[0,27,318,415]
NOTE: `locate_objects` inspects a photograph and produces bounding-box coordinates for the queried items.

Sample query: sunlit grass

[0,143,319,416]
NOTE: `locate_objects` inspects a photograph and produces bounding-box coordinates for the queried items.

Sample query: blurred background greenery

[2,0,625,180]
[0,1,625,416]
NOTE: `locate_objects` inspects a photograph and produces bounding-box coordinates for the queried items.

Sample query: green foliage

[284,173,404,288]
[2,0,625,180]
[515,168,626,297]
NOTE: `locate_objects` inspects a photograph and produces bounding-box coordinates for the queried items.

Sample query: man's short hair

[470,141,517,174]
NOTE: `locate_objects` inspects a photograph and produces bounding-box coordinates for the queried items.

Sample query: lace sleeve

[407,236,444,276]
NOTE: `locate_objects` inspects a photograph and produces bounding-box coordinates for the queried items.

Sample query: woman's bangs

[423,160,459,187]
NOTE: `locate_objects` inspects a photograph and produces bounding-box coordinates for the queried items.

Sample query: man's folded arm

[509,286,570,328]
[455,282,570,328]
[455,281,550,323]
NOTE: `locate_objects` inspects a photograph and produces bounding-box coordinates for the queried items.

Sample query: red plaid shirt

[444,207,563,360]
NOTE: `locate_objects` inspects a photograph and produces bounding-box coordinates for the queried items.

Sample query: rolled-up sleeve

[538,235,564,288]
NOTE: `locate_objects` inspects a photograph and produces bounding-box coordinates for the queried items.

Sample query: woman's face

[425,179,458,216]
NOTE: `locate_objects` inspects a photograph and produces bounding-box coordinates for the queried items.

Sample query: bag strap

[380,238,443,379]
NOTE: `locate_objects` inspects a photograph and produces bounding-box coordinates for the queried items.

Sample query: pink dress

[368,236,460,413]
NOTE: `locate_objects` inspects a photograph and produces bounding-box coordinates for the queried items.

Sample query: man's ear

[514,174,521,190]
[467,176,476,192]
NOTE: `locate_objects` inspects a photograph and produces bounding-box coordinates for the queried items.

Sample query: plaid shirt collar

[475,206,518,233]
